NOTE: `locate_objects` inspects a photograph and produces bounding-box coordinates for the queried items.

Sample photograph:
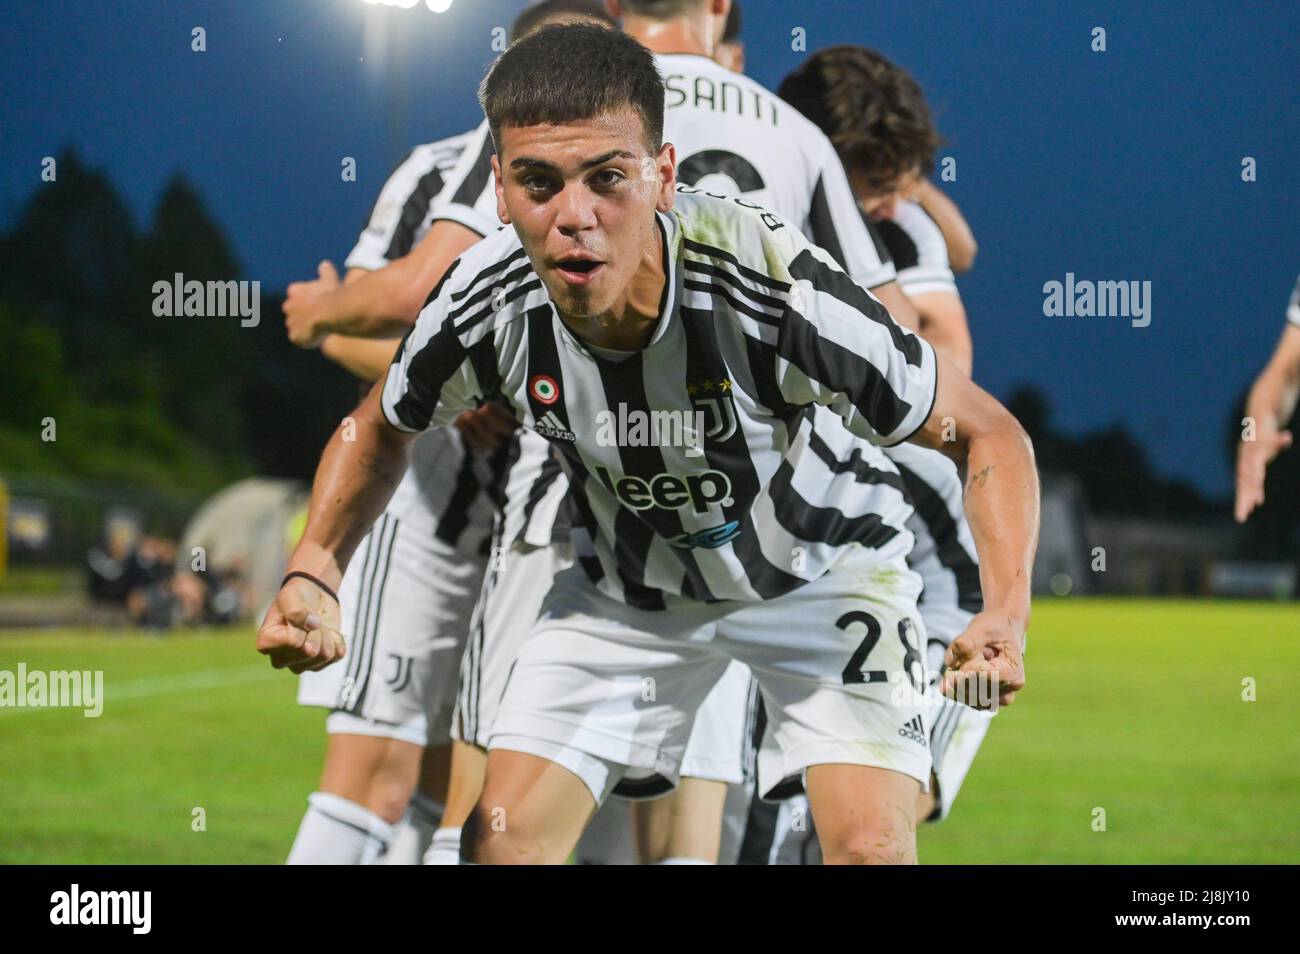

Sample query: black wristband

[281,571,339,604]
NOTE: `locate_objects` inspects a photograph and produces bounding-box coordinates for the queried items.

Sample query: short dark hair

[620,0,706,18]
[722,1,742,43]
[480,24,665,154]
[778,46,941,190]
[510,0,617,44]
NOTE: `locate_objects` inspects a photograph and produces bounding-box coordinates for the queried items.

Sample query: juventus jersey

[381,188,937,608]
[348,130,498,552]
[427,53,904,552]
[874,200,960,300]
[347,130,482,272]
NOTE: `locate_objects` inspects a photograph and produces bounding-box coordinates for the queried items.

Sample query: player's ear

[655,142,677,212]
[491,154,511,225]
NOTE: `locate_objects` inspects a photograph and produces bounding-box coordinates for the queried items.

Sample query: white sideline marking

[0,665,280,717]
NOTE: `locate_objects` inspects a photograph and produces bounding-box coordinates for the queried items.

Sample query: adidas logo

[533,411,575,442]
[897,714,928,747]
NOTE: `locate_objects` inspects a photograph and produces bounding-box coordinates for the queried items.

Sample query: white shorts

[678,660,758,786]
[454,540,575,749]
[298,512,487,747]
[487,546,932,805]
[923,690,994,821]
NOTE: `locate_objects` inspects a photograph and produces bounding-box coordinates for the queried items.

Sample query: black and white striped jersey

[1288,272,1300,327]
[347,129,498,553]
[346,130,484,272]
[381,188,937,608]
[873,200,960,300]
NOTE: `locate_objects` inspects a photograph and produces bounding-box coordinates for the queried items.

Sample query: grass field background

[2,598,1297,864]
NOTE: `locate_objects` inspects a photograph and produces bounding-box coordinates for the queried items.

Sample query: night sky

[2,0,1297,498]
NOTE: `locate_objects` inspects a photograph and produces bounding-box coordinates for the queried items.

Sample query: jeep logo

[594,465,734,515]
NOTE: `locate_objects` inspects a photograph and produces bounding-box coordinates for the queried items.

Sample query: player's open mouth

[554,258,604,286]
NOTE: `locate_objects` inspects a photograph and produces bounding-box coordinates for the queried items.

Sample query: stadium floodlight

[426,0,453,11]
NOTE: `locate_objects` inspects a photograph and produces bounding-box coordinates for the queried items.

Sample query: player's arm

[257,298,483,673]
[775,247,1035,708]
[908,179,977,273]
[908,355,1039,707]
[911,291,972,376]
[320,335,401,382]
[255,385,413,673]
[1235,322,1300,522]
[284,221,482,347]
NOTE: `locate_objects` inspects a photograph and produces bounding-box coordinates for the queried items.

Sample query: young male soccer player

[283,0,615,865]
[436,0,927,864]
[1235,273,1300,522]
[258,25,1038,865]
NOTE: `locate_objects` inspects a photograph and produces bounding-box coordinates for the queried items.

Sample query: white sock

[286,792,395,865]
[424,825,462,865]
[381,792,444,865]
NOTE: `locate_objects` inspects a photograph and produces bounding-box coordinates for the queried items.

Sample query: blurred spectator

[87,533,252,628]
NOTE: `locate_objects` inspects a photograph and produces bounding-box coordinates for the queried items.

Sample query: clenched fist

[256,575,346,674]
[283,260,342,348]
[941,607,1026,710]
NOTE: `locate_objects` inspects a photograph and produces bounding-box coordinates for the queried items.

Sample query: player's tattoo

[966,464,995,494]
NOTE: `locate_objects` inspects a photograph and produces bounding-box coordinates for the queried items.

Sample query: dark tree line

[0,148,358,495]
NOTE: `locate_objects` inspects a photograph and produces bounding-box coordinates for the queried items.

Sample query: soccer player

[1235,273,1300,522]
[258,24,1038,865]
[435,0,927,864]
[755,45,1001,864]
[282,0,615,865]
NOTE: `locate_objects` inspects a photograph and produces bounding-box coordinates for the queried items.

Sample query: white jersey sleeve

[427,119,500,238]
[344,132,478,272]
[877,199,959,298]
[1288,273,1300,327]
[381,258,486,433]
[762,211,937,446]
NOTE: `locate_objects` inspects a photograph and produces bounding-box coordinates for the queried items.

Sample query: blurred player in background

[764,44,991,863]
[713,0,744,73]
[280,0,611,865]
[1235,273,1300,522]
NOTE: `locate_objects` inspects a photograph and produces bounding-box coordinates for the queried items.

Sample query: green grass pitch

[1,599,1296,863]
